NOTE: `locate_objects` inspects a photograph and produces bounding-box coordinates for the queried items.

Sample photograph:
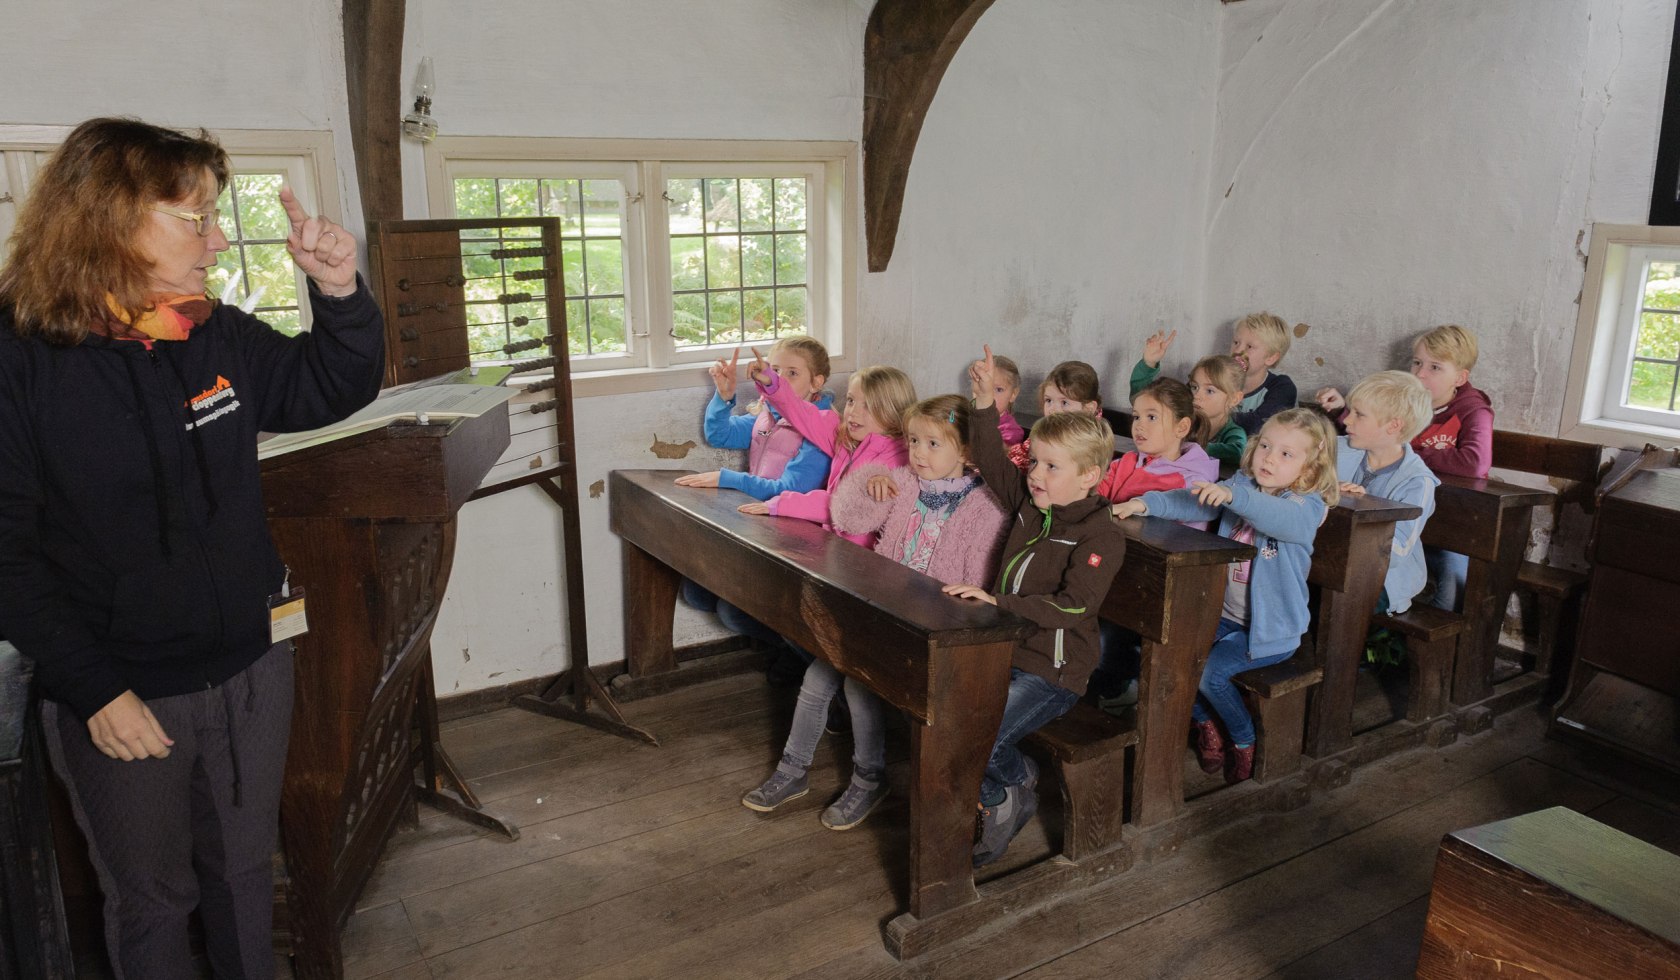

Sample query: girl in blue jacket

[1114,408,1339,783]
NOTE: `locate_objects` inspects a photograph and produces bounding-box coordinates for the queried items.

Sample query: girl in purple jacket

[742,395,1009,831]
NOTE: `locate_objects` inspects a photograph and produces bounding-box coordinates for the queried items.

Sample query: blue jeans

[679,577,784,648]
[1190,619,1293,747]
[981,668,1078,801]
[1423,546,1469,613]
[778,658,886,788]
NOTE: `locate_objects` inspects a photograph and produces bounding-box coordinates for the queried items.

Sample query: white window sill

[518,354,857,400]
[1560,414,1680,451]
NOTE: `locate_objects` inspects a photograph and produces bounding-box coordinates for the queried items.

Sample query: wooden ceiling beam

[343,0,407,229]
[863,0,998,272]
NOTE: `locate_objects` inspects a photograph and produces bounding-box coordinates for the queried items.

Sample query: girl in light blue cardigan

[1114,408,1340,783]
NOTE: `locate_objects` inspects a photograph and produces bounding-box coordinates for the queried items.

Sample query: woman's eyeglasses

[151,205,222,237]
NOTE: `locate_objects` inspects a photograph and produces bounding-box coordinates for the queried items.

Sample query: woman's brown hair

[0,117,230,345]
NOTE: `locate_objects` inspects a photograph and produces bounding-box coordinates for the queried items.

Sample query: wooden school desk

[609,470,1031,926]
[1422,476,1552,704]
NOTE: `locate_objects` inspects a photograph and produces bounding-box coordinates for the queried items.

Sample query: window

[426,138,857,395]
[1561,223,1680,447]
[0,127,340,334]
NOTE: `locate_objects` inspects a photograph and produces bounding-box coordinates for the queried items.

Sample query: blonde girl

[1114,408,1337,783]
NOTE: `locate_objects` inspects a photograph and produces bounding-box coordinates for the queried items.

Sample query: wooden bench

[1024,702,1137,860]
[1372,605,1465,722]
[1418,806,1680,978]
[1232,657,1322,783]
[1515,560,1587,680]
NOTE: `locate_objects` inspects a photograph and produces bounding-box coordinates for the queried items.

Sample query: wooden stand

[368,219,653,747]
[261,409,513,980]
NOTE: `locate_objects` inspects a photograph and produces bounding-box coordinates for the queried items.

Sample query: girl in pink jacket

[743,395,1009,832]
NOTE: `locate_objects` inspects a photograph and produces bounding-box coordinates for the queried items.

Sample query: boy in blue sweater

[1334,371,1439,614]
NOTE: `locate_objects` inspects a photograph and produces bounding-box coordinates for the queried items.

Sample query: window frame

[1561,222,1680,447]
[423,136,858,398]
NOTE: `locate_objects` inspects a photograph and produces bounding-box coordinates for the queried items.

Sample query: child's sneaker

[741,770,809,812]
[1193,719,1225,774]
[1098,679,1139,715]
[972,782,1038,867]
[1225,743,1255,784]
[821,779,888,830]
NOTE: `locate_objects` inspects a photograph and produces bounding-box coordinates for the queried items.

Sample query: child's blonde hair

[1038,360,1102,411]
[1191,354,1246,401]
[1135,376,1211,446]
[991,355,1021,392]
[1029,412,1115,475]
[1236,312,1292,362]
[1415,324,1479,372]
[1347,370,1433,443]
[902,394,973,455]
[841,365,917,450]
[749,335,831,414]
[1242,408,1340,506]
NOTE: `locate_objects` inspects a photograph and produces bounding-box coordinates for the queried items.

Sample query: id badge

[269,587,309,644]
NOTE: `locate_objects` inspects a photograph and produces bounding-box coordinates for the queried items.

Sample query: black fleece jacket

[0,280,384,719]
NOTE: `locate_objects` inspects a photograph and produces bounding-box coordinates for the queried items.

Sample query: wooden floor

[66,665,1680,979]
[283,669,1677,980]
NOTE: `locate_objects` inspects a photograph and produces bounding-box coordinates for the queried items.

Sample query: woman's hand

[738,500,771,516]
[1192,480,1233,507]
[709,348,740,401]
[867,475,898,501]
[969,345,996,407]
[1142,328,1177,368]
[86,691,173,761]
[1112,499,1147,519]
[280,187,358,298]
[746,347,774,387]
[1315,387,1345,413]
[942,583,997,605]
[1339,481,1366,497]
[675,471,722,488]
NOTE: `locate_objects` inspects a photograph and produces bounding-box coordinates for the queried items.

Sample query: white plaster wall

[0,0,366,243]
[1201,0,1676,435]
[883,0,1220,404]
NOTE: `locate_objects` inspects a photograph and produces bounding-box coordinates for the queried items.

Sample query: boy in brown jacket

[946,347,1126,866]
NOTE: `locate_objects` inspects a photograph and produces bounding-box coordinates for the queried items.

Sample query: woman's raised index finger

[278,186,310,229]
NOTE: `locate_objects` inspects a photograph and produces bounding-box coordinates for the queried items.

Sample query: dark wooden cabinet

[260,408,508,979]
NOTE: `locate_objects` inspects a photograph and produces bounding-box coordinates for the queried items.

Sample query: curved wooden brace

[864,0,999,272]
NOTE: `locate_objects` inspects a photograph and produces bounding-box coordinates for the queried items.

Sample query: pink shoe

[1193,719,1224,774]
[1226,743,1256,784]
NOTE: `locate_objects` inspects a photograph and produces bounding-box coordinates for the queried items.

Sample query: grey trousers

[43,642,294,980]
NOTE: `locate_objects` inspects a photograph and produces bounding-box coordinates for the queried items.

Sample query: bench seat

[1375,605,1465,722]
[1233,657,1322,783]
[1025,702,1136,860]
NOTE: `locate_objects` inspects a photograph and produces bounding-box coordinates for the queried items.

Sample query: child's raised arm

[968,346,1027,514]
[751,347,840,456]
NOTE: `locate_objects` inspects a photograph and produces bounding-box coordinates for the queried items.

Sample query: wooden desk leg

[1132,565,1226,827]
[1305,524,1393,758]
[906,640,1012,919]
[1451,507,1533,705]
[622,539,680,679]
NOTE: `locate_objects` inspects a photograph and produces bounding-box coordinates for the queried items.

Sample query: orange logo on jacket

[183,375,242,431]
[186,375,232,409]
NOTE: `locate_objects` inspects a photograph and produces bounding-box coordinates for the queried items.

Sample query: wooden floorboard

[308,677,1680,980]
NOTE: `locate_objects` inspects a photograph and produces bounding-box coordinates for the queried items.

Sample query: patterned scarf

[917,473,979,514]
[99,293,215,345]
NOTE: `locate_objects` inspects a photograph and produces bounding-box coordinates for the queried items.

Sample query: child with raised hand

[947,346,1125,867]
[1188,355,1248,465]
[735,353,916,546]
[1006,359,1103,472]
[1228,312,1298,435]
[987,354,1027,446]
[1335,371,1439,615]
[675,340,834,660]
[1113,408,1338,784]
[742,396,1011,831]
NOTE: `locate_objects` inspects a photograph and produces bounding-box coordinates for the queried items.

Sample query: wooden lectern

[259,407,509,980]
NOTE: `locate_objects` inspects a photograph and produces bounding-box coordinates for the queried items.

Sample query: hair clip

[947,409,958,424]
